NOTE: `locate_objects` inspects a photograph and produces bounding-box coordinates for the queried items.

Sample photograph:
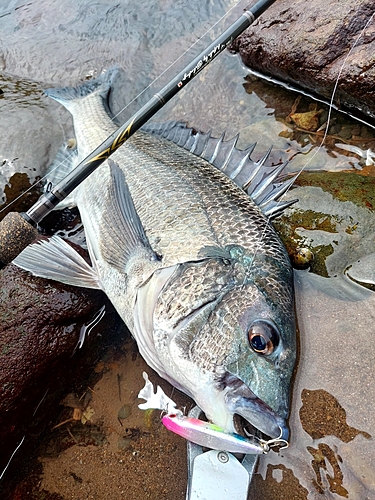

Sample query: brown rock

[0,261,108,478]
[231,0,375,118]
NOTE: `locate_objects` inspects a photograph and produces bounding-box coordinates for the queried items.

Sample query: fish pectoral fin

[100,159,159,271]
[13,235,101,289]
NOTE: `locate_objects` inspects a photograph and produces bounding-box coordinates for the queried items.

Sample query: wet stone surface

[5,337,191,500]
[300,389,371,443]
[231,0,375,119]
[273,170,375,283]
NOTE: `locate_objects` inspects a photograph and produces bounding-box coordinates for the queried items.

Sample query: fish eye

[248,321,279,355]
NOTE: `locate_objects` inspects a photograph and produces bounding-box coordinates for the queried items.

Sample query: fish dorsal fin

[142,121,297,218]
[98,159,159,271]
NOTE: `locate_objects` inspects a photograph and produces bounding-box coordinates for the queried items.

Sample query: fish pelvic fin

[99,159,160,272]
[142,121,297,218]
[13,235,101,289]
[44,67,118,113]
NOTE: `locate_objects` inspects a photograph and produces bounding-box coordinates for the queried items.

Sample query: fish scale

[154,260,233,329]
[48,82,289,270]
[129,131,288,265]
[80,135,222,266]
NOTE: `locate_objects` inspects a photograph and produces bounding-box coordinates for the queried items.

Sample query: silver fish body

[15,70,296,440]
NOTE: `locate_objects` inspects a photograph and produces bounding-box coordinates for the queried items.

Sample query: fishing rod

[0,0,277,269]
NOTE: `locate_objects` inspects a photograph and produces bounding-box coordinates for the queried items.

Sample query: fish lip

[221,372,289,441]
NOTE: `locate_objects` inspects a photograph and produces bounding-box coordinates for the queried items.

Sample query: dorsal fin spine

[220,134,239,173]
[250,163,287,201]
[141,121,297,217]
[230,145,256,181]
[209,133,225,163]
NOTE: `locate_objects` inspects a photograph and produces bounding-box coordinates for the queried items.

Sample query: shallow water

[1,0,375,498]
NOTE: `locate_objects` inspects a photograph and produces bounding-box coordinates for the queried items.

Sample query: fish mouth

[222,372,289,443]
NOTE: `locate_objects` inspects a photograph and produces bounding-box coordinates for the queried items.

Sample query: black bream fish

[14,69,297,442]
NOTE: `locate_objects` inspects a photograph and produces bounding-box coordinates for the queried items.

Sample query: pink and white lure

[162,413,268,454]
[138,372,269,455]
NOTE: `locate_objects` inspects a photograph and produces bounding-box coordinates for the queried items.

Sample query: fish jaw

[154,329,295,442]
[41,70,298,444]
[222,372,290,441]
[156,360,289,441]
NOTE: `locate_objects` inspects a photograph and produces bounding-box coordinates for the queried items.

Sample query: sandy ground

[7,269,374,500]
[31,336,191,500]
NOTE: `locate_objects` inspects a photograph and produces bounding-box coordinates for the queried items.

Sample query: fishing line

[0,169,61,214]
[247,69,375,132]
[0,435,25,481]
[110,0,247,123]
[1,4,373,251]
[0,387,50,481]
[289,10,375,179]
[32,388,49,416]
[0,120,76,214]
[1,0,246,214]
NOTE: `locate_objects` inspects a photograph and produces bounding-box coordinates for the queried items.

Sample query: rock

[0,260,110,480]
[273,170,375,279]
[230,0,375,118]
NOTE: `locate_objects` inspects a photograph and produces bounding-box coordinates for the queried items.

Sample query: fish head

[157,254,296,442]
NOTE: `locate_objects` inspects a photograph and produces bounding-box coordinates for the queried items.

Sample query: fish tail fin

[43,67,119,206]
[44,67,119,113]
